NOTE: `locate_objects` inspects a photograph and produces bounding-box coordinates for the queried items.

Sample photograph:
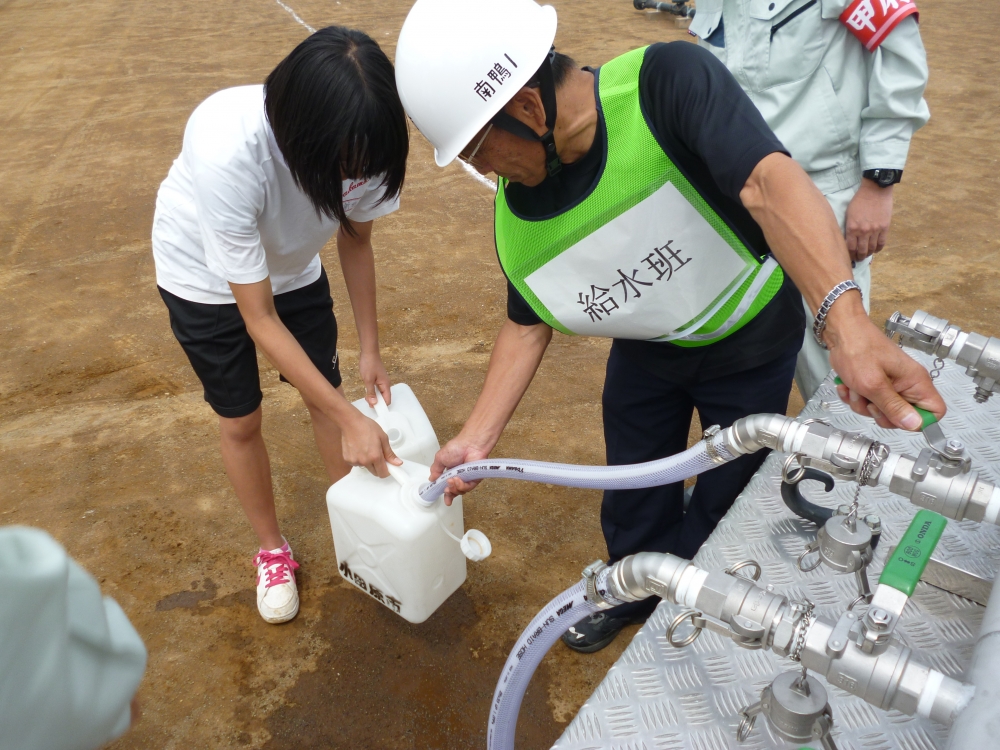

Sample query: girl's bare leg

[218,406,284,551]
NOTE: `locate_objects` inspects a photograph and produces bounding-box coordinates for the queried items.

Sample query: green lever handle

[832,376,938,429]
[913,406,940,429]
[879,510,947,597]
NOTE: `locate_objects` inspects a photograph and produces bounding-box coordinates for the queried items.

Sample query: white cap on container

[460,529,492,561]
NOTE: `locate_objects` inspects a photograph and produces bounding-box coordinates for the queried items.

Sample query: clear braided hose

[420,439,735,502]
[487,581,597,750]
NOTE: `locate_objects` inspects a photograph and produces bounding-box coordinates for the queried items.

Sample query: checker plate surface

[553,352,1000,750]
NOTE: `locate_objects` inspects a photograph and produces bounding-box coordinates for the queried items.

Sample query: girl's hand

[359,350,392,407]
[340,411,401,478]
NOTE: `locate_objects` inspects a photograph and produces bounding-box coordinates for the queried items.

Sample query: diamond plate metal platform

[553,352,1000,750]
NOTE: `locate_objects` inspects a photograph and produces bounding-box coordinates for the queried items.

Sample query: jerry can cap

[461,529,492,561]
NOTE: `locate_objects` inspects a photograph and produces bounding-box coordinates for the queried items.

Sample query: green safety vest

[495,46,784,346]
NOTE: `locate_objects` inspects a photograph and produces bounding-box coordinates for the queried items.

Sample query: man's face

[457,99,549,187]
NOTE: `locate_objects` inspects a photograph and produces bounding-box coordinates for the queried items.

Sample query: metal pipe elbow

[723,413,803,455]
[606,552,695,604]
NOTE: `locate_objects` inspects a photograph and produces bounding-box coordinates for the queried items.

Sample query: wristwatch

[862,168,903,187]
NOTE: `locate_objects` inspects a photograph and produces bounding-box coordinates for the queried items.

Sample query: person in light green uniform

[394,0,944,652]
[690,0,930,399]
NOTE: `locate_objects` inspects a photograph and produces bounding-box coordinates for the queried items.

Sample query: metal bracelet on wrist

[812,280,862,350]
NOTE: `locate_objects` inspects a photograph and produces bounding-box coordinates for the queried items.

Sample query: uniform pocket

[748,0,802,21]
[757,0,826,88]
[754,63,853,170]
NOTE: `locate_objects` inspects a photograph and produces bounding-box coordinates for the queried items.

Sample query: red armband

[840,0,918,51]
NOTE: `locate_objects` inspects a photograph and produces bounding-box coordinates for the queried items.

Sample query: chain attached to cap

[847,440,888,521]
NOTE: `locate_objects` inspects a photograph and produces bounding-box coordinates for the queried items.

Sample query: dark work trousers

[600,340,799,620]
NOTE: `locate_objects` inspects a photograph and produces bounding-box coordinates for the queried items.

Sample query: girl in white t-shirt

[152,27,408,623]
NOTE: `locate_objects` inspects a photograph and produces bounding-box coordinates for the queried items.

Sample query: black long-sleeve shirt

[503,42,805,385]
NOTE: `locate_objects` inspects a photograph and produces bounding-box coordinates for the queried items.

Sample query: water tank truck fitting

[886,309,1000,403]
[737,668,838,749]
[489,514,973,750]
[613,545,972,723]
[875,438,1000,524]
[472,415,992,748]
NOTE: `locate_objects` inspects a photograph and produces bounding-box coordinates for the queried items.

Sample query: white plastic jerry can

[326,459,491,624]
[351,384,440,466]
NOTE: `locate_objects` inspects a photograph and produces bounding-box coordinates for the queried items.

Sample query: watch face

[878,169,897,187]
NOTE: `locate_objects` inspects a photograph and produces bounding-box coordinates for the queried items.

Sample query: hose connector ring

[782,453,807,484]
[725,559,762,582]
[847,592,872,611]
[797,542,823,572]
[703,425,726,464]
[666,608,704,648]
[736,710,757,742]
[581,560,616,610]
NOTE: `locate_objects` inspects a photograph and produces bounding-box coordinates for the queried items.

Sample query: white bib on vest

[523,181,757,341]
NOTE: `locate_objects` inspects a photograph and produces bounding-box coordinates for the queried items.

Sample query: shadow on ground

[261,585,562,749]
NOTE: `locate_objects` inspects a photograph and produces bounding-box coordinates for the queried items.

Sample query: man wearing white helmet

[395,0,944,651]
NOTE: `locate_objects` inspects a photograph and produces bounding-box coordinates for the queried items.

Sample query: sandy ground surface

[1,0,998,747]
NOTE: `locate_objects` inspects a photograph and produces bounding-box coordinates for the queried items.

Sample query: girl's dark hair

[264,27,408,235]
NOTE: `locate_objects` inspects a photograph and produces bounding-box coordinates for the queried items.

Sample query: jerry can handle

[386,463,410,487]
[373,388,390,419]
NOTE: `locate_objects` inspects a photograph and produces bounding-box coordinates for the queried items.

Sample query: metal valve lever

[737,669,838,749]
[858,510,946,655]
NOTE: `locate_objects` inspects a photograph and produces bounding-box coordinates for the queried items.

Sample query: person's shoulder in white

[0,526,146,750]
[154,84,278,303]
[183,85,270,172]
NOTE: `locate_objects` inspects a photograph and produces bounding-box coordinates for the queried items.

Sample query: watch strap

[862,168,902,187]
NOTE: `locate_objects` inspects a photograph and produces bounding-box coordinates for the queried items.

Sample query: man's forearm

[740,152,855,315]
[739,152,944,429]
[460,320,553,451]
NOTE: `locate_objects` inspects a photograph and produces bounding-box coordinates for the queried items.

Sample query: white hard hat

[395,0,558,167]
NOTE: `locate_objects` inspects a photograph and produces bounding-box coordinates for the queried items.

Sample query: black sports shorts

[159,267,342,418]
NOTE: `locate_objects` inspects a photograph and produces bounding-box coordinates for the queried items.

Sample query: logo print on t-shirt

[344,180,367,196]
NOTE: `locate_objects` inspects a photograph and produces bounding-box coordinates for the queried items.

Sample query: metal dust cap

[764,671,832,743]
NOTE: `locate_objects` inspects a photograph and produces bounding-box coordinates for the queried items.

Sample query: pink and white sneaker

[253,541,300,624]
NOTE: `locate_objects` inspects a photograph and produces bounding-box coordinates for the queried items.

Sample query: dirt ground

[1,0,998,748]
